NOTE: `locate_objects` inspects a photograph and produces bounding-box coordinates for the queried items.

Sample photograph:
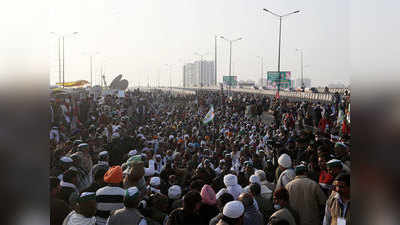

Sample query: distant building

[294,78,311,88]
[183,60,215,87]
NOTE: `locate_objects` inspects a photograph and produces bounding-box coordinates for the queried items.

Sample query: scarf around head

[201,184,216,205]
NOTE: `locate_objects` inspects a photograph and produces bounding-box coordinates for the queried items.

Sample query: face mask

[274,204,281,210]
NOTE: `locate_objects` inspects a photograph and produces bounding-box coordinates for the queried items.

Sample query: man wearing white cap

[168,185,183,211]
[148,176,161,194]
[128,150,137,157]
[255,170,275,193]
[216,200,245,225]
[75,143,94,181]
[62,192,97,225]
[275,154,295,191]
[244,175,273,201]
[92,151,109,181]
[154,154,163,175]
[216,174,243,200]
[107,187,147,225]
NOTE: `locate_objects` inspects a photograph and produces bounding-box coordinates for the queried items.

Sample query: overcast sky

[45,0,353,87]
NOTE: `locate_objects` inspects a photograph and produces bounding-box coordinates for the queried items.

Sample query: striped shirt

[96,186,125,225]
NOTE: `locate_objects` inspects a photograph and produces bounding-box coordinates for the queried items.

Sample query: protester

[199,184,219,223]
[275,154,295,191]
[269,188,299,225]
[216,174,243,200]
[57,169,79,207]
[96,166,125,225]
[238,192,264,225]
[166,191,205,225]
[62,192,97,225]
[106,187,147,225]
[323,173,350,225]
[209,192,234,225]
[285,164,327,225]
[216,200,245,225]
[249,183,274,223]
[141,192,170,225]
[50,177,71,225]
[49,88,350,225]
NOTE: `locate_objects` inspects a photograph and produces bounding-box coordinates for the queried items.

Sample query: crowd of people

[49,88,351,225]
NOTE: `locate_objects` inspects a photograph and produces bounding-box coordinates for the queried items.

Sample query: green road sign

[223,76,238,86]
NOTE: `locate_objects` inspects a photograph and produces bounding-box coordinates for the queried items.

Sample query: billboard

[267,71,291,81]
[223,76,238,86]
[267,71,293,88]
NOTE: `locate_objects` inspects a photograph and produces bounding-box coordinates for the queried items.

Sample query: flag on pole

[202,105,215,124]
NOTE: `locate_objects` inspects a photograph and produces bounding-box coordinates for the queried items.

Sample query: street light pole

[58,38,61,84]
[263,8,299,97]
[278,16,282,93]
[257,56,264,87]
[62,36,65,88]
[220,36,242,96]
[90,55,93,87]
[301,50,304,89]
[296,48,304,90]
[214,35,217,87]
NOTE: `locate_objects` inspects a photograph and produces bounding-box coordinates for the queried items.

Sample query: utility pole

[90,56,93,87]
[257,56,264,87]
[62,36,65,88]
[214,35,217,87]
[220,36,242,97]
[58,37,61,84]
[263,8,299,97]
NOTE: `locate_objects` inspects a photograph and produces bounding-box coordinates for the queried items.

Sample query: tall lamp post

[51,32,79,88]
[220,36,242,96]
[262,8,299,97]
[214,35,218,87]
[257,56,264,88]
[295,48,305,91]
[90,52,100,87]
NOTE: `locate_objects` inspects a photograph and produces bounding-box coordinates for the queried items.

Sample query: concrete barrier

[160,87,335,102]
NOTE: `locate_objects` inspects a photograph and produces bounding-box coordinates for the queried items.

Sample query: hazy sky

[47,0,351,87]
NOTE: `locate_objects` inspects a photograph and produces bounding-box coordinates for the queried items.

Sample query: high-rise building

[183,60,215,87]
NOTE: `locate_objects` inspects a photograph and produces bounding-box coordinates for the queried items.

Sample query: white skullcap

[278,153,292,168]
[224,174,238,187]
[172,152,180,160]
[128,150,137,156]
[169,135,174,140]
[249,175,261,184]
[155,154,161,158]
[98,151,108,157]
[223,200,245,219]
[60,156,73,163]
[168,185,182,200]
[254,170,266,181]
[112,132,120,139]
[150,177,161,187]
[125,187,140,200]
